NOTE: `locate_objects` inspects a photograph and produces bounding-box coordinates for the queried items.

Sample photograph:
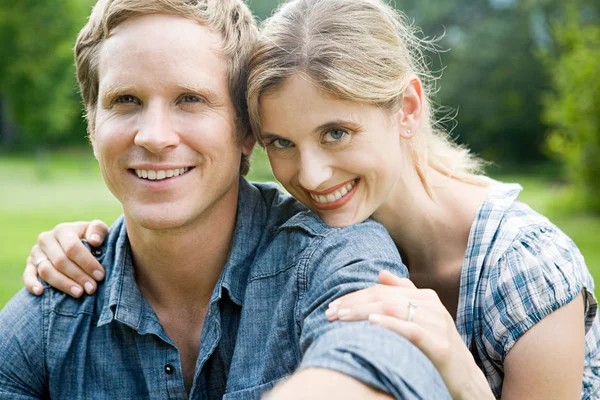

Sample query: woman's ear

[398,76,423,139]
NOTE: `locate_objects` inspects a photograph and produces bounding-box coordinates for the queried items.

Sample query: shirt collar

[217,177,268,306]
[97,218,150,330]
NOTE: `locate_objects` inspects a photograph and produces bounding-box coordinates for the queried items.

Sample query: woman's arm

[327,271,494,400]
[23,220,108,297]
[330,270,587,400]
[501,292,585,400]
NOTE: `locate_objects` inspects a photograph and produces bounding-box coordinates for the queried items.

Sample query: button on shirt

[0,179,450,400]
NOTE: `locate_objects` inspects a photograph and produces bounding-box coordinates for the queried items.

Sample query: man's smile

[133,167,192,181]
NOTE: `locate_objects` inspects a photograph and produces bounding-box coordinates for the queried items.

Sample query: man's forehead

[97,14,227,92]
[101,14,223,59]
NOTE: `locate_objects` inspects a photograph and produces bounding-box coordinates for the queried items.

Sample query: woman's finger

[368,314,430,349]
[36,225,103,295]
[327,301,387,322]
[56,231,105,282]
[84,220,109,247]
[379,270,415,288]
[23,253,44,295]
[331,284,420,310]
[30,243,84,298]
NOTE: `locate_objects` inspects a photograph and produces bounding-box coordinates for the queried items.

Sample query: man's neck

[125,192,239,312]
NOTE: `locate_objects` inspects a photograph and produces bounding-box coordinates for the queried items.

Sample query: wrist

[455,366,494,400]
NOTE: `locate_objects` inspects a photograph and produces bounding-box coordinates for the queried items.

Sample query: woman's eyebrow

[261,119,363,139]
[260,132,283,141]
[313,119,362,133]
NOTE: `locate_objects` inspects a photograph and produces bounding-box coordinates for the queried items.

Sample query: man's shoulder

[0,288,49,395]
[0,288,44,332]
[1,284,100,331]
[252,216,399,279]
[247,180,392,239]
[246,180,308,224]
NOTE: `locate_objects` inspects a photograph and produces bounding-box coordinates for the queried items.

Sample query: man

[0,0,449,398]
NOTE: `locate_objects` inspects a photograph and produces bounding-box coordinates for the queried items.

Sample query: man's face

[93,14,252,231]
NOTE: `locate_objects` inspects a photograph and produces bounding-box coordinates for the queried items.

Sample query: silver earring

[406,129,412,136]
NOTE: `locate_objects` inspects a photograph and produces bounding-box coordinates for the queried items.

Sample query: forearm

[265,369,392,400]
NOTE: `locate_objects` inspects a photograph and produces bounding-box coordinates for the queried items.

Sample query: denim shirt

[0,179,450,400]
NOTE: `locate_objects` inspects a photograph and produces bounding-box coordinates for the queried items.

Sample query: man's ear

[398,76,423,139]
[242,134,256,156]
[88,127,98,160]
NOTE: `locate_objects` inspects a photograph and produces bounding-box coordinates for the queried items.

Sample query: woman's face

[260,75,405,227]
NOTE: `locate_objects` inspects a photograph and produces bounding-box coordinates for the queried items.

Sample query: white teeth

[309,179,357,204]
[134,167,190,181]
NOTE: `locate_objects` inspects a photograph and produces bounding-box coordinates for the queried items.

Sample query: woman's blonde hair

[75,0,257,174]
[247,0,486,191]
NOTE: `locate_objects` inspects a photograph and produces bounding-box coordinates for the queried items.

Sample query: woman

[23,0,599,398]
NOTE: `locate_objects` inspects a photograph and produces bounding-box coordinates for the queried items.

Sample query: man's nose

[298,150,333,191]
[134,104,180,153]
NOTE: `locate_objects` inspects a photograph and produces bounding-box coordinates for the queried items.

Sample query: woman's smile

[306,178,360,210]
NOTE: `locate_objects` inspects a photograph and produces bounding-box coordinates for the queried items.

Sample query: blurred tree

[249,0,281,20]
[0,0,92,149]
[542,2,600,212]
[397,0,551,166]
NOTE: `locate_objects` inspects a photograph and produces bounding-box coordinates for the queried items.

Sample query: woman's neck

[372,167,489,282]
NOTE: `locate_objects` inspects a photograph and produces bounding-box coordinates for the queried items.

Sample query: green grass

[1,149,598,307]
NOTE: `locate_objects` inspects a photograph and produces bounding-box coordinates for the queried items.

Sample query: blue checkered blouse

[455,182,600,399]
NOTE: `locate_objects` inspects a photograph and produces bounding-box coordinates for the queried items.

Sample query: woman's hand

[23,220,109,298]
[326,270,494,400]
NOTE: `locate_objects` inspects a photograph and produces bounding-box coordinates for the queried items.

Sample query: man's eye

[323,129,347,143]
[115,95,139,104]
[179,95,202,103]
[271,138,294,149]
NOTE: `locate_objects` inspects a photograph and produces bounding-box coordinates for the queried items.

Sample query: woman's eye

[323,129,347,143]
[115,95,139,104]
[271,138,294,149]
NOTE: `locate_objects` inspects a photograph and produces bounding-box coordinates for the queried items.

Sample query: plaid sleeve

[481,226,594,362]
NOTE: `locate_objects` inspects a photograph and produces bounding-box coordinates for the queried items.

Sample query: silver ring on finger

[407,301,417,322]
[35,257,50,269]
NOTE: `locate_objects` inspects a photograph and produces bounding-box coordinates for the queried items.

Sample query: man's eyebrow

[176,84,220,102]
[99,84,135,101]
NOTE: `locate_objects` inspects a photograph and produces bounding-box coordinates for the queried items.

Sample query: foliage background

[0,0,599,306]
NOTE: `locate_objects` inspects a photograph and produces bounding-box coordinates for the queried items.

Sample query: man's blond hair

[75,0,257,174]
